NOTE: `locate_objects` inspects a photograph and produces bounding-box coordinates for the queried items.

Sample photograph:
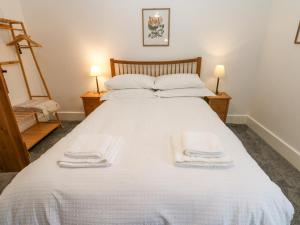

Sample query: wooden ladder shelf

[0,18,62,171]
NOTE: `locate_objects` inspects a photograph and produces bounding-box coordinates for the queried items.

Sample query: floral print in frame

[142,8,170,46]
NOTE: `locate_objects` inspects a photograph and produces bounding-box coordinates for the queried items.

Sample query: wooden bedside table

[81,92,105,116]
[204,92,231,123]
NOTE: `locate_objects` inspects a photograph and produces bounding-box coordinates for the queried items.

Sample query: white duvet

[0,97,294,225]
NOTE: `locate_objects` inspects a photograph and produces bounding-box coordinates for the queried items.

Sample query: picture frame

[142,8,170,46]
[295,21,300,44]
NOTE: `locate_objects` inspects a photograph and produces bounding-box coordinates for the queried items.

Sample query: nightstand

[81,92,105,116]
[204,92,231,123]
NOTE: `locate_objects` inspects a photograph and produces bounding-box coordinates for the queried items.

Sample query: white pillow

[155,88,215,98]
[101,89,156,100]
[105,74,155,90]
[154,74,205,90]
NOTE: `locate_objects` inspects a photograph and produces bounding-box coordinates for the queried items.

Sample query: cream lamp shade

[89,65,101,77]
[214,65,225,78]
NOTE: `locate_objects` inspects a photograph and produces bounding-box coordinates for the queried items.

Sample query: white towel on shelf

[58,136,121,168]
[182,131,224,157]
[64,134,113,160]
[13,99,60,118]
[171,135,234,168]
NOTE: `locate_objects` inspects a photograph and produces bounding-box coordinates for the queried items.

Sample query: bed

[0,58,294,225]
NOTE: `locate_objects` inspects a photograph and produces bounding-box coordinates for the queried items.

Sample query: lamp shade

[214,65,225,78]
[89,65,101,77]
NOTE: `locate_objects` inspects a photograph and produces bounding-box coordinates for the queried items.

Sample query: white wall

[251,0,300,153]
[18,0,271,114]
[0,0,28,105]
[0,0,45,106]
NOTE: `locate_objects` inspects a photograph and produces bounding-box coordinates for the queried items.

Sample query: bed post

[110,58,116,77]
[196,57,202,77]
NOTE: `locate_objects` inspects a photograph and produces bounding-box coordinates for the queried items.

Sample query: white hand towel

[182,131,224,157]
[172,135,233,168]
[64,134,113,160]
[58,137,121,168]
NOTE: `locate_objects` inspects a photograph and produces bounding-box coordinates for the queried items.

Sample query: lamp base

[215,77,220,95]
[95,76,100,93]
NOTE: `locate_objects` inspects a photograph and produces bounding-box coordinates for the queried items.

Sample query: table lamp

[214,65,225,95]
[89,65,101,93]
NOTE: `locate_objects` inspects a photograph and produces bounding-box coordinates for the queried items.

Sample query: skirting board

[57,112,300,171]
[227,114,248,124]
[57,111,85,121]
[247,116,300,171]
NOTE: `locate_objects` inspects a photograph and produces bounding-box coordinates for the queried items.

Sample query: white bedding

[0,97,294,225]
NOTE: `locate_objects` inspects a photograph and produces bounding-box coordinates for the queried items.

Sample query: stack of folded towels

[58,134,120,168]
[172,131,233,168]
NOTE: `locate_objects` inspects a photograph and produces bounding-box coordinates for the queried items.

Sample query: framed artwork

[295,21,300,44]
[142,8,170,46]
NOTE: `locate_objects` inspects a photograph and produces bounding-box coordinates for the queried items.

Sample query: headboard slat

[110,57,202,77]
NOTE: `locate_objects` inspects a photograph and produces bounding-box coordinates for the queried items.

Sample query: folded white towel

[172,135,233,168]
[64,134,113,160]
[58,136,121,168]
[182,131,224,157]
[14,99,60,117]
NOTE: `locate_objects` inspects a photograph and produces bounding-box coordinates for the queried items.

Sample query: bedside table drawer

[209,100,228,114]
[218,113,227,122]
[81,91,106,117]
[205,92,231,123]
[83,99,100,115]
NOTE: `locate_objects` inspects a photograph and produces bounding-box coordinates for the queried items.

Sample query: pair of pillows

[104,73,205,90]
[103,74,214,100]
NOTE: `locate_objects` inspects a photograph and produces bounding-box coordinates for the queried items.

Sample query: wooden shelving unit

[0,17,62,153]
[21,122,60,149]
[0,66,29,172]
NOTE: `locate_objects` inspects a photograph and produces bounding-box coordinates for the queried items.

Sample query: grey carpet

[30,121,79,162]
[0,122,299,224]
[228,124,300,225]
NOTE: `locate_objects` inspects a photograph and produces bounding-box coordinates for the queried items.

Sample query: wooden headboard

[110,57,202,77]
